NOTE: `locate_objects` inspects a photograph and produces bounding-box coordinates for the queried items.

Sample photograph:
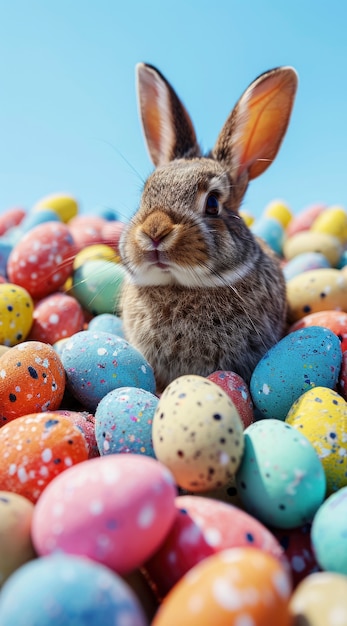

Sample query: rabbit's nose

[141,210,174,246]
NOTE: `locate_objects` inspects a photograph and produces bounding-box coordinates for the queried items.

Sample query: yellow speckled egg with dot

[287,268,347,322]
[286,387,347,494]
[152,375,244,492]
[0,284,34,346]
[290,571,347,626]
[33,193,78,223]
[311,205,347,244]
[73,244,119,270]
[283,231,342,266]
[264,199,293,227]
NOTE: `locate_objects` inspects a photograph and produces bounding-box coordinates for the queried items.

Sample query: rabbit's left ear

[136,63,199,167]
[213,67,298,180]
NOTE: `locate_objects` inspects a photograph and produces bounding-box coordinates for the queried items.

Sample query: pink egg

[28,292,84,344]
[0,207,26,235]
[32,454,177,575]
[207,371,254,428]
[7,222,76,299]
[54,409,99,458]
[100,221,125,252]
[68,215,107,250]
[285,203,326,238]
[144,494,286,598]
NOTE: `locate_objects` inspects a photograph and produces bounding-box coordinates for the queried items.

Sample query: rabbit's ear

[136,63,199,167]
[213,67,298,180]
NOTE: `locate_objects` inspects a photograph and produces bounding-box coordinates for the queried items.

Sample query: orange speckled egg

[288,309,347,352]
[0,341,65,424]
[0,412,88,502]
[152,547,292,626]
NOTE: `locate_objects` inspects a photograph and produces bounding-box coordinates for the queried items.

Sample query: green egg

[71,259,125,315]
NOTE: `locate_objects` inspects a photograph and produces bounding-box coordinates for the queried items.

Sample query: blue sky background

[0,1,346,223]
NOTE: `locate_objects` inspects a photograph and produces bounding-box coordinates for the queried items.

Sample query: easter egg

[72,259,125,315]
[264,199,292,227]
[100,220,124,252]
[32,454,177,574]
[290,571,347,626]
[287,268,347,321]
[55,409,99,458]
[0,207,26,236]
[144,494,285,597]
[0,240,13,277]
[152,375,244,492]
[0,283,33,346]
[68,215,107,249]
[207,370,254,428]
[0,412,88,502]
[95,387,157,457]
[33,192,79,223]
[338,350,347,400]
[7,221,76,299]
[311,205,347,243]
[250,326,342,420]
[251,215,284,255]
[283,231,342,267]
[285,203,326,238]
[88,312,124,337]
[272,524,319,588]
[282,251,331,281]
[60,330,155,412]
[311,486,347,574]
[286,387,347,494]
[0,341,66,423]
[28,292,84,344]
[288,309,347,351]
[73,243,118,269]
[151,547,292,626]
[0,554,148,626]
[235,419,326,529]
[0,492,36,586]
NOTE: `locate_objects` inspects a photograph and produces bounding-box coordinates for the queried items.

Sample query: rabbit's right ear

[136,63,199,167]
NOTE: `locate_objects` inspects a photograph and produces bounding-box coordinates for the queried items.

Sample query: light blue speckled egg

[60,330,156,411]
[311,486,347,574]
[283,251,331,281]
[251,215,284,256]
[236,419,326,529]
[88,313,124,337]
[95,386,158,457]
[0,553,147,626]
[250,326,342,420]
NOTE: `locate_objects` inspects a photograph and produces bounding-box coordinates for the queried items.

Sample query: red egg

[7,222,76,299]
[100,221,125,252]
[54,409,99,458]
[0,207,26,236]
[207,371,254,428]
[271,524,319,588]
[28,292,84,344]
[288,310,347,351]
[337,350,347,400]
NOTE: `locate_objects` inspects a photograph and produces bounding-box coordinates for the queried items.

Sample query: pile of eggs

[0,193,347,625]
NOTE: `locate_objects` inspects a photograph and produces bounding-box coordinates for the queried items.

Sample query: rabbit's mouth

[145,250,171,271]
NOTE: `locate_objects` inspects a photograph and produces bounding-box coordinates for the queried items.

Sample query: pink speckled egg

[207,371,254,428]
[32,454,177,575]
[28,292,84,344]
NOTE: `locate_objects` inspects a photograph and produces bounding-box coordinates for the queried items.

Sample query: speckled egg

[144,494,286,598]
[290,571,347,626]
[0,412,88,502]
[32,454,177,574]
[0,283,33,346]
[338,350,347,400]
[0,341,66,423]
[311,485,347,574]
[60,330,155,412]
[250,326,342,421]
[95,387,157,457]
[0,207,26,236]
[251,215,284,255]
[88,312,124,337]
[67,214,107,250]
[152,375,244,492]
[28,292,84,344]
[151,547,292,626]
[283,252,331,281]
[235,419,326,529]
[271,524,319,588]
[0,554,148,626]
[72,259,125,315]
[7,221,76,299]
[286,387,347,494]
[207,370,254,428]
[288,309,347,351]
[283,232,342,266]
[287,268,347,322]
[55,409,99,458]
[0,492,36,586]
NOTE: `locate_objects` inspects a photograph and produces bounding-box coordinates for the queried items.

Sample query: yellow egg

[286,387,347,494]
[33,193,78,223]
[239,209,254,227]
[283,231,342,266]
[286,268,347,322]
[0,284,34,346]
[73,244,119,270]
[290,571,347,626]
[311,205,347,244]
[264,199,293,227]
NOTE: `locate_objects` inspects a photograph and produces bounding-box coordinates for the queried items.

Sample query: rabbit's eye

[205,193,220,216]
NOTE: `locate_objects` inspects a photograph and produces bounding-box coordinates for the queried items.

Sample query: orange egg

[0,412,88,502]
[0,341,66,424]
[152,547,292,626]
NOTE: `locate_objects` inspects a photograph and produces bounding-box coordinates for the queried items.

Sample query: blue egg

[0,240,13,277]
[0,553,147,626]
[236,419,326,529]
[311,486,347,574]
[283,251,331,281]
[60,330,156,412]
[251,216,284,256]
[88,313,124,337]
[250,326,342,420]
[95,386,158,457]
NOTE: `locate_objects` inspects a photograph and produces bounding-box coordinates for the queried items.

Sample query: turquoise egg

[250,326,342,420]
[0,553,147,626]
[60,330,156,411]
[72,259,125,315]
[311,486,347,574]
[251,216,284,256]
[95,386,158,457]
[88,313,124,337]
[283,251,331,281]
[236,419,326,529]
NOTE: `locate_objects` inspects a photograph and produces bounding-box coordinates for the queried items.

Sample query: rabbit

[119,62,298,392]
